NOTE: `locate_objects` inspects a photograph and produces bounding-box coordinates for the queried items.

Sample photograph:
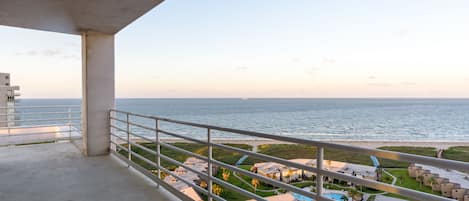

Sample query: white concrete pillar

[81,31,115,156]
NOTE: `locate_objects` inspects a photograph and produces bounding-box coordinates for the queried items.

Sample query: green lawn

[214,168,276,200]
[120,142,252,170]
[377,146,437,168]
[442,146,469,162]
[362,168,442,200]
[243,144,373,166]
[383,168,441,200]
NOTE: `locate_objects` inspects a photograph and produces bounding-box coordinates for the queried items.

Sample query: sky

[1,0,469,98]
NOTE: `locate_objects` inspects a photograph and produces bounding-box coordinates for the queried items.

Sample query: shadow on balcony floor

[0,142,179,201]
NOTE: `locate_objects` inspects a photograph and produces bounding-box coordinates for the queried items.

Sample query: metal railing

[110,109,469,201]
[0,105,82,146]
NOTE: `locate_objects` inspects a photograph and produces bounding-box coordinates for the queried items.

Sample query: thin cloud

[62,55,80,60]
[42,49,61,56]
[16,49,62,57]
[368,82,393,87]
[15,48,79,60]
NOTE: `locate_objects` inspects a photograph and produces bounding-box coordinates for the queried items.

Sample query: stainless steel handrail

[0,105,80,109]
[110,109,469,172]
[0,111,81,116]
[0,105,82,146]
[109,109,468,201]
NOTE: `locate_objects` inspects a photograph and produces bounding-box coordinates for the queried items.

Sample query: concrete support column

[81,31,115,156]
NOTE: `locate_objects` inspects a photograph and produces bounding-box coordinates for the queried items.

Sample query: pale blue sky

[1,1,469,98]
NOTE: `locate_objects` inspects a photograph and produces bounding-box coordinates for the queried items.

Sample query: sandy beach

[160,138,468,149]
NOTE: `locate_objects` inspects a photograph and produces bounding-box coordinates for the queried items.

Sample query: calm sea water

[15,98,469,141]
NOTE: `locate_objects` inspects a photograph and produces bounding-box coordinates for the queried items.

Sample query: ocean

[15,98,469,141]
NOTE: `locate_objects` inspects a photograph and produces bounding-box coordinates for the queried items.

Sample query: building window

[5,83,9,86]
[5,75,9,79]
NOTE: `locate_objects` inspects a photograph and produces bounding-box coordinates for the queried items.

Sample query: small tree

[222,169,231,181]
[212,184,223,196]
[200,181,208,189]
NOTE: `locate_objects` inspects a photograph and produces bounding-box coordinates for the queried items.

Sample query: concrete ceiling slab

[0,0,164,35]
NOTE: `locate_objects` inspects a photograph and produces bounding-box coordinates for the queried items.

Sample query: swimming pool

[293,193,348,201]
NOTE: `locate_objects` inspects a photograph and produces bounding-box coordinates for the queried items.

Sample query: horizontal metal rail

[121,142,226,201]
[159,129,208,145]
[0,117,81,124]
[0,123,81,130]
[114,124,268,201]
[160,141,209,162]
[110,109,467,201]
[0,105,80,109]
[0,111,81,116]
[111,149,197,201]
[212,159,321,200]
[0,137,83,147]
[110,132,128,142]
[111,141,128,152]
[0,105,82,146]
[110,109,469,172]
[156,151,257,201]
[0,129,79,138]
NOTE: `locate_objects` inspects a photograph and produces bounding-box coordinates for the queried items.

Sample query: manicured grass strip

[385,169,440,196]
[243,144,372,166]
[377,146,437,168]
[442,146,469,162]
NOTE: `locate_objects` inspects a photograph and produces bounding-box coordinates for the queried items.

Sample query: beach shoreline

[159,138,468,149]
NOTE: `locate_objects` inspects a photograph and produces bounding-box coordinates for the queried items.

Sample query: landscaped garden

[118,142,468,201]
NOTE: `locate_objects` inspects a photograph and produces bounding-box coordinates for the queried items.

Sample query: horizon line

[16,97,469,99]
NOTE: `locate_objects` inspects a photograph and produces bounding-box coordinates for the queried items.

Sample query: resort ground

[121,141,469,201]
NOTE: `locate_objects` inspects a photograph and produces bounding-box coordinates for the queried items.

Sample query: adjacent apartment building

[0,73,20,127]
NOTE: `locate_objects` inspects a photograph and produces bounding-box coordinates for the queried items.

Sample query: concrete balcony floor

[0,142,178,201]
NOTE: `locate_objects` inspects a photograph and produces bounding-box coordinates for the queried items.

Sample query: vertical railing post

[68,107,72,141]
[207,128,213,201]
[316,146,324,200]
[109,110,115,152]
[7,124,10,146]
[126,113,131,167]
[155,118,161,188]
[6,104,10,128]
